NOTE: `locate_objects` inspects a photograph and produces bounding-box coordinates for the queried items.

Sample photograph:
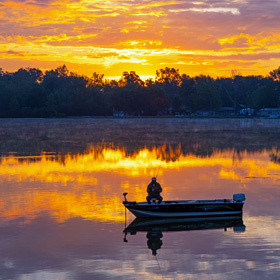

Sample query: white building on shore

[258,108,280,118]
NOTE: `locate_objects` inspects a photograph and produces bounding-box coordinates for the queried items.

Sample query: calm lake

[1,118,280,280]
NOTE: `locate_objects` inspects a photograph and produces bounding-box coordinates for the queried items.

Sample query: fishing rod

[155,164,161,179]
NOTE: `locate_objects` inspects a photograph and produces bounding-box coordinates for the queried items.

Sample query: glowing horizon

[1,0,280,79]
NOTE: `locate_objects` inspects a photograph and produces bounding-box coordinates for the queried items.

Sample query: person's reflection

[146,231,163,256]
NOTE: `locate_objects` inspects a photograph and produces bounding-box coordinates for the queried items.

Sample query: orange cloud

[0,0,280,77]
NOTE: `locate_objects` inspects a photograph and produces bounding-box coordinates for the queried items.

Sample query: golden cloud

[0,0,280,77]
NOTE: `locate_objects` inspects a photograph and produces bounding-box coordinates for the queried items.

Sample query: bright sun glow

[0,0,280,78]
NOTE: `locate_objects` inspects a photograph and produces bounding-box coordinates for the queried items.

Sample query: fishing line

[155,255,164,280]
[123,193,128,243]
[124,206,127,229]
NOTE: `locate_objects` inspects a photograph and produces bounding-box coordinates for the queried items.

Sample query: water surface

[0,118,280,279]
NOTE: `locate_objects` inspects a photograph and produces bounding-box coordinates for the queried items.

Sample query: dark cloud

[6,50,25,56]
[178,51,280,62]
[0,0,53,4]
[224,52,280,61]
[0,50,49,58]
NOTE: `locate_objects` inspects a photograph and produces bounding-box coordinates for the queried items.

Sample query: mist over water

[0,118,280,279]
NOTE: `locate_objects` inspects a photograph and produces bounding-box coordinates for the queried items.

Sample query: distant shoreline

[0,116,280,120]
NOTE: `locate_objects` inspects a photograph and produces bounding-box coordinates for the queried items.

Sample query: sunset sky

[1,0,280,79]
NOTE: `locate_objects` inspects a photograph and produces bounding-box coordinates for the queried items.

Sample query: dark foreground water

[0,118,280,280]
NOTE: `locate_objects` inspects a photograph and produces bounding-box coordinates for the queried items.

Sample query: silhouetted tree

[177,75,196,112]
[118,71,144,87]
[1,64,280,117]
[155,67,182,113]
[193,75,221,110]
[269,66,280,81]
[155,67,182,86]
[89,72,105,91]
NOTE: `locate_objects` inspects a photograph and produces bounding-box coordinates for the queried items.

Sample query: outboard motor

[123,192,128,203]
[233,193,246,202]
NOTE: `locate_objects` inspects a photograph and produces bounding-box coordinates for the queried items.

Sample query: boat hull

[124,200,244,218]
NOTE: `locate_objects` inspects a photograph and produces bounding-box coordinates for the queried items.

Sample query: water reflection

[1,144,280,223]
[0,212,126,280]
[124,216,246,256]
[1,122,280,279]
[1,118,280,158]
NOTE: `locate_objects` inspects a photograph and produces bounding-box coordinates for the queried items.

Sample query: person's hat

[152,177,156,181]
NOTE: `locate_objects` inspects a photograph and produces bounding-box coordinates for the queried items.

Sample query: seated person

[146,177,163,204]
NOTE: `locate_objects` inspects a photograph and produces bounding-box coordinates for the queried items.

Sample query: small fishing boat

[123,193,246,218]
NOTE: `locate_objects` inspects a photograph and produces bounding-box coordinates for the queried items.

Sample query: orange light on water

[0,146,280,222]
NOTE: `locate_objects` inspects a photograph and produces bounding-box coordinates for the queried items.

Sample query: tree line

[0,65,280,118]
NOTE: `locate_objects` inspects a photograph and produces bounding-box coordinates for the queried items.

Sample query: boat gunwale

[124,199,244,207]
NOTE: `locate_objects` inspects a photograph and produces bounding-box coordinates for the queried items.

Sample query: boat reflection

[123,216,245,256]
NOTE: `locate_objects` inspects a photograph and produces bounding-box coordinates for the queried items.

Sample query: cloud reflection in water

[0,144,280,279]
